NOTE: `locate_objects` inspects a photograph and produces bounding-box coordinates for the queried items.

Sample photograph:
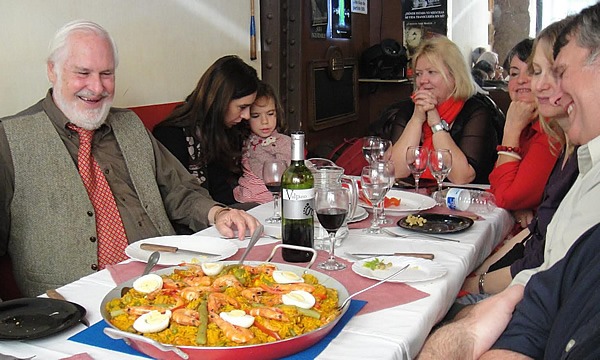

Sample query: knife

[140,243,220,257]
[350,252,435,260]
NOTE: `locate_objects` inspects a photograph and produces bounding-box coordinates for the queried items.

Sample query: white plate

[126,235,239,265]
[359,189,436,215]
[347,206,368,223]
[351,256,447,282]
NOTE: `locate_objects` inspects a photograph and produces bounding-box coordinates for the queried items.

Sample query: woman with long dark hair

[153,55,260,205]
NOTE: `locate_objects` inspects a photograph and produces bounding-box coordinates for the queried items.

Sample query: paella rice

[105,263,340,347]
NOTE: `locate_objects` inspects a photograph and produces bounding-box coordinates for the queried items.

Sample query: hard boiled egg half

[133,274,163,294]
[220,309,255,328]
[272,270,304,284]
[133,309,171,333]
[201,262,224,276]
[282,290,316,309]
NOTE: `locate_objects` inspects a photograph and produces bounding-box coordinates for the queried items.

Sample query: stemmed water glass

[361,165,392,234]
[376,160,396,224]
[362,136,380,164]
[263,159,288,223]
[406,146,429,192]
[372,139,392,163]
[315,187,350,271]
[428,149,452,205]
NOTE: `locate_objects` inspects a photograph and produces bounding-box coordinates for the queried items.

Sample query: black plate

[0,298,86,340]
[397,213,474,234]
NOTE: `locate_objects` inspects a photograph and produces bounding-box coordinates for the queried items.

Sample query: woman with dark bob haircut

[154,55,260,206]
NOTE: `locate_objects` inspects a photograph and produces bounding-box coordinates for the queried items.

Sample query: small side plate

[397,213,474,234]
[0,298,86,340]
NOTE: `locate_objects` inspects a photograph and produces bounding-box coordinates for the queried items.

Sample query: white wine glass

[372,139,393,163]
[360,165,392,234]
[315,187,349,271]
[362,136,380,164]
[263,159,288,223]
[406,146,429,192]
[376,160,396,225]
[428,149,452,205]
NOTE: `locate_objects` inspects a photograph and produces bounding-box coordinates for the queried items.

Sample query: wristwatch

[430,119,449,134]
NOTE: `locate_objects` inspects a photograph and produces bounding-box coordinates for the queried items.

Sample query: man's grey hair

[553,2,600,65]
[48,20,119,67]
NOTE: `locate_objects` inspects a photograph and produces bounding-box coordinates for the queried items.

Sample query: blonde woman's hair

[528,17,574,156]
[411,36,477,100]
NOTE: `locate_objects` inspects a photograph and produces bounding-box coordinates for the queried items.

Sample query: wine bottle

[281,131,315,262]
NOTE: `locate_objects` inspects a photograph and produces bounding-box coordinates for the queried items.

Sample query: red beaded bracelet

[496,145,522,154]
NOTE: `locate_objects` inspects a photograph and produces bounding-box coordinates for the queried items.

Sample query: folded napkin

[229,244,429,315]
[69,300,366,359]
[106,262,168,285]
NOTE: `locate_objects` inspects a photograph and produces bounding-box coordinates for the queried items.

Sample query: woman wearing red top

[389,36,499,184]
[489,39,559,219]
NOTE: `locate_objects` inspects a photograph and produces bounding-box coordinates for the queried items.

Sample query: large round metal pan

[100,260,350,360]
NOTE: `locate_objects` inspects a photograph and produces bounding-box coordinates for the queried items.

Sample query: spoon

[121,251,160,296]
[337,263,410,311]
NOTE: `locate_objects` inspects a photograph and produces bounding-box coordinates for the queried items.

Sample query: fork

[337,264,410,311]
[381,228,460,243]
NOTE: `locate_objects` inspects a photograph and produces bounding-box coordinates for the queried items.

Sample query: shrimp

[242,264,276,275]
[180,286,212,302]
[172,308,201,326]
[241,287,264,302]
[207,292,239,314]
[177,263,205,276]
[212,274,243,291]
[183,275,212,287]
[125,305,169,316]
[248,307,288,321]
[126,292,184,315]
[264,283,315,294]
[209,312,254,343]
[162,278,184,290]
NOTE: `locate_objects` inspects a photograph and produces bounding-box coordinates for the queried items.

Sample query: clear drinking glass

[263,159,288,223]
[362,136,380,164]
[428,149,452,205]
[376,160,396,225]
[315,187,350,271]
[372,139,392,163]
[360,165,392,234]
[406,146,429,192]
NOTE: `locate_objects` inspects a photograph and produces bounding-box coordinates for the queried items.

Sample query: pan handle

[266,244,318,268]
[103,327,190,359]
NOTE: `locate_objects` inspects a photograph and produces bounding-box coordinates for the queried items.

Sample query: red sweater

[489,121,559,210]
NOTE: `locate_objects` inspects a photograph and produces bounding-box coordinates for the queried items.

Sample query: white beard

[53,83,113,130]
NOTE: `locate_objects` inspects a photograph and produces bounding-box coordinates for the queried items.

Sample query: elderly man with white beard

[0,20,260,297]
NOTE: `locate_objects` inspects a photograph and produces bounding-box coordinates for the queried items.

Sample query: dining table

[0,194,513,360]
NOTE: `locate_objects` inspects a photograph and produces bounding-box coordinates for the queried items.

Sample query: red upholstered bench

[128,102,182,131]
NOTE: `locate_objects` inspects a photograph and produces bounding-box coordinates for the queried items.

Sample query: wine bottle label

[282,188,315,219]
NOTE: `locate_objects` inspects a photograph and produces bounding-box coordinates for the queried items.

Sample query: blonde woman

[387,36,501,184]
[460,17,578,298]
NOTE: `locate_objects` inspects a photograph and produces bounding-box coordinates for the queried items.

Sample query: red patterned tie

[68,123,129,269]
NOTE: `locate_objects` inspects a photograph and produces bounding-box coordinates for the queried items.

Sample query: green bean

[296,306,321,319]
[196,297,209,345]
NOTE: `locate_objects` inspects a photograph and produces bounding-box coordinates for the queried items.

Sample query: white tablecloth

[0,201,512,360]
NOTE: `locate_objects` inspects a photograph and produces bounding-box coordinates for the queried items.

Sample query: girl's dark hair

[503,38,534,70]
[157,55,259,173]
[254,81,287,133]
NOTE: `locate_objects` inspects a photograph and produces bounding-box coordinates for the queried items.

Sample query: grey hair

[48,20,119,67]
[554,2,600,65]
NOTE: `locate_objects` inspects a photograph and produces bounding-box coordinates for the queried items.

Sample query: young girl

[233,82,291,204]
